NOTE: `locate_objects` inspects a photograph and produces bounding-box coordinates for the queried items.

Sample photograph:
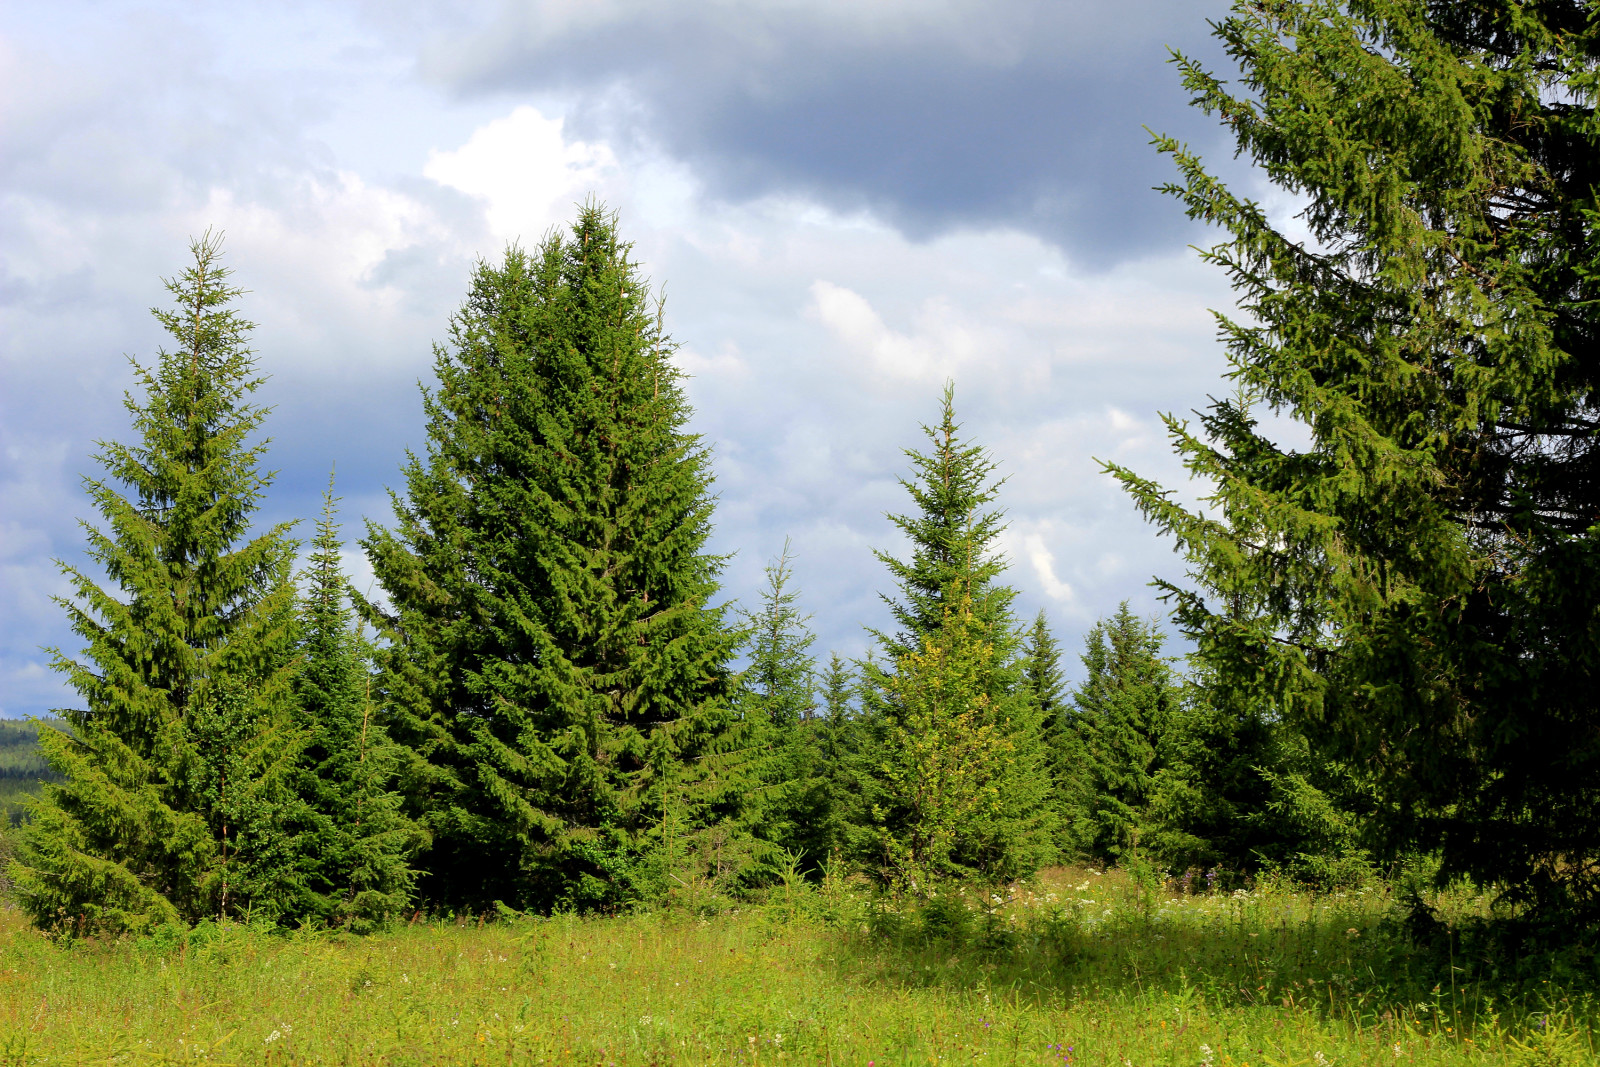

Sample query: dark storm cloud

[419,0,1236,264]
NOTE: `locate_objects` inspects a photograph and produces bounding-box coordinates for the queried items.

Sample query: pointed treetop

[874,381,1014,660]
[1022,610,1066,717]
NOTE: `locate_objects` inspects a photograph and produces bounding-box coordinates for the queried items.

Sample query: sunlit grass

[0,868,1592,1065]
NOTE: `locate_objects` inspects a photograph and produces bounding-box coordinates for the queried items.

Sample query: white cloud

[807,281,958,384]
[1023,533,1074,604]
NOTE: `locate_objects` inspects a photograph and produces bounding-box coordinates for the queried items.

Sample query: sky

[0,0,1269,718]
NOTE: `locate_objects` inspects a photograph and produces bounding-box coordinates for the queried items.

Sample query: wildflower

[264,1031,281,1045]
[1392,1043,1401,1058]
[1200,1044,1214,1067]
[1314,1053,1330,1067]
[774,1034,784,1046]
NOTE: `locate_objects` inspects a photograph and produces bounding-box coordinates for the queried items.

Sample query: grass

[0,868,1593,1066]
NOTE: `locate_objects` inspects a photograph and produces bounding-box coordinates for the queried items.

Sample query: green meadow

[0,868,1591,1067]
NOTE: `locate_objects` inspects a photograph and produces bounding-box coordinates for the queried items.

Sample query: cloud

[1023,533,1075,604]
[806,281,980,384]
[404,0,1236,265]
[423,106,618,241]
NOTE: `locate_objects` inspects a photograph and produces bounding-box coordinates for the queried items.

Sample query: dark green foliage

[0,721,65,828]
[179,680,303,922]
[811,653,861,868]
[736,542,816,730]
[1066,604,1181,864]
[1138,677,1275,875]
[289,479,418,930]
[362,206,737,913]
[733,544,842,872]
[1112,0,1600,916]
[1056,608,1358,879]
[1021,612,1066,720]
[819,654,858,730]
[1022,612,1089,857]
[10,234,302,934]
[1145,671,1370,887]
[853,386,1055,887]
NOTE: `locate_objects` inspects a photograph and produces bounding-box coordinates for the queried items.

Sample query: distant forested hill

[0,720,63,826]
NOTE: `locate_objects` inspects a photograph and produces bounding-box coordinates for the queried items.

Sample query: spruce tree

[736,541,816,728]
[854,386,1055,886]
[864,600,1023,890]
[1068,604,1181,865]
[873,384,1016,663]
[11,234,302,933]
[819,654,858,729]
[1142,669,1367,885]
[1023,611,1093,859]
[734,543,836,871]
[813,652,860,866]
[362,206,737,912]
[1021,612,1066,720]
[1111,0,1600,917]
[290,477,418,930]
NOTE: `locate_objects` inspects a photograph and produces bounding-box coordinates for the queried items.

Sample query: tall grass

[0,868,1592,1066]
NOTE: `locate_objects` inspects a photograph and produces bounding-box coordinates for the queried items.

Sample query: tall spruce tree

[362,206,737,912]
[11,234,302,933]
[290,477,418,930]
[853,386,1055,886]
[1111,1,1600,916]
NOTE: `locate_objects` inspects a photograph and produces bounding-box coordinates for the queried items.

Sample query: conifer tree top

[874,382,1015,662]
[50,231,295,739]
